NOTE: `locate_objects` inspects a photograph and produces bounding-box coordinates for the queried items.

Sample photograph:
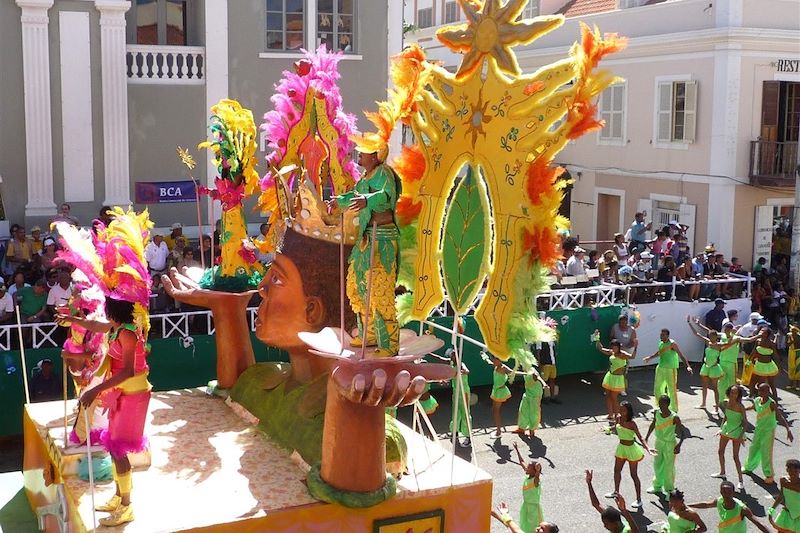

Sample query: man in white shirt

[0,283,13,324]
[566,246,587,276]
[145,234,170,276]
[7,272,30,298]
[46,270,73,315]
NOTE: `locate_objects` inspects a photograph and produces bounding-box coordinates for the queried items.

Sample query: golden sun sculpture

[390,0,625,363]
[438,0,563,80]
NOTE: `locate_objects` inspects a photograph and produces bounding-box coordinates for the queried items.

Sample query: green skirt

[753,360,779,377]
[615,442,645,463]
[491,385,512,402]
[775,508,800,532]
[420,395,439,415]
[700,363,723,379]
[602,372,625,392]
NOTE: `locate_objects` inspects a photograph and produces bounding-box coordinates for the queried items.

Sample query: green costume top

[654,410,677,448]
[490,369,511,401]
[717,497,746,532]
[665,511,697,532]
[609,354,627,374]
[352,163,398,232]
[721,404,744,440]
[755,345,774,357]
[524,374,543,395]
[657,340,680,369]
[703,347,721,368]
[720,334,740,364]
[522,475,541,505]
[754,396,777,431]
[617,425,636,442]
[452,370,470,401]
[781,484,800,519]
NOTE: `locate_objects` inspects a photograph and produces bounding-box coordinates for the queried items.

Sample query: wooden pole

[339,211,345,351]
[14,305,30,404]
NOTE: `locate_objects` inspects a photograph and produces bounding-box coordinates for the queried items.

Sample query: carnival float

[22,1,624,530]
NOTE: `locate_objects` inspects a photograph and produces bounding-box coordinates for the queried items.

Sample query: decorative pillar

[204,0,228,225]
[95,0,132,206]
[16,0,57,218]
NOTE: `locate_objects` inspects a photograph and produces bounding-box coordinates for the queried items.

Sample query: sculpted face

[255,253,322,351]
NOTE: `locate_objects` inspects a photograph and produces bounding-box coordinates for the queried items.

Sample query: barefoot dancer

[595,332,636,426]
[744,382,793,484]
[769,459,800,533]
[689,480,771,532]
[489,354,513,436]
[644,395,685,499]
[712,385,748,490]
[607,401,652,510]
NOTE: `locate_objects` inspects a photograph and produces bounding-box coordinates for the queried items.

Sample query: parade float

[22,1,626,530]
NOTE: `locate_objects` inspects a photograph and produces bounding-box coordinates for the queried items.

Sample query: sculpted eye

[271,274,284,287]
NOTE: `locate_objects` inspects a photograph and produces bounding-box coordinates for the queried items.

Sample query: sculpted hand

[161,267,255,308]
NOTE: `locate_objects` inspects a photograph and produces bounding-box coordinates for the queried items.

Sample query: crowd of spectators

[549,213,749,305]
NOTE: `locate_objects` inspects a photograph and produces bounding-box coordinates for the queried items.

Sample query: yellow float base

[24,388,492,532]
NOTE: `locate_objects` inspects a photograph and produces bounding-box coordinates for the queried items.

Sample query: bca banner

[135,180,196,204]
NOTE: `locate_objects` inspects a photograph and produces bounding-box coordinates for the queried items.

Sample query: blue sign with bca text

[135,180,196,204]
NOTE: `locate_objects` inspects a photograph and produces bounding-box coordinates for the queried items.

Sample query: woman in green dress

[661,490,706,532]
[750,327,780,399]
[515,371,545,438]
[688,317,737,414]
[489,354,514,436]
[689,480,771,532]
[513,441,543,532]
[712,385,748,490]
[770,459,800,533]
[595,333,636,427]
[607,401,653,510]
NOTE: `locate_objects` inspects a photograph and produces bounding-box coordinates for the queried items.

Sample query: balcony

[126,45,205,85]
[749,140,798,186]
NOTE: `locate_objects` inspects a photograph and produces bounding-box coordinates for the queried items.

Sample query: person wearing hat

[704,298,727,333]
[30,358,62,402]
[566,246,586,276]
[144,233,170,277]
[39,238,58,273]
[0,281,13,324]
[164,222,183,251]
[29,226,43,254]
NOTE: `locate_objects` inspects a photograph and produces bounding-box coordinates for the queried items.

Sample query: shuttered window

[599,83,626,142]
[656,80,697,144]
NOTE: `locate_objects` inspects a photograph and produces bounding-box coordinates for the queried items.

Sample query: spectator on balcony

[29,359,61,402]
[587,250,599,270]
[628,212,652,254]
[19,279,49,323]
[145,234,170,277]
[164,223,183,251]
[168,236,188,270]
[753,257,768,275]
[29,226,44,255]
[704,298,727,332]
[39,238,58,274]
[675,257,700,302]
[5,225,34,274]
[0,284,13,325]
[200,234,214,268]
[566,247,587,277]
[182,248,201,269]
[7,271,30,298]
[613,233,629,265]
[651,230,669,269]
[657,256,677,300]
[51,203,79,227]
[46,269,72,316]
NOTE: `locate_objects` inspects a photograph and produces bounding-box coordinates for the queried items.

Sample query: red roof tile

[557,0,617,17]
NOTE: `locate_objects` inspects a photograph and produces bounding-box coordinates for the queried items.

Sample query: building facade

[405,0,800,269]
[0,0,402,232]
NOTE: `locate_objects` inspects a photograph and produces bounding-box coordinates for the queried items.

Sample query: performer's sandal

[96,494,121,512]
[98,504,134,527]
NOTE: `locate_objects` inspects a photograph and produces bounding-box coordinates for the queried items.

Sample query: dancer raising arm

[712,385,748,490]
[515,367,548,438]
[488,353,513,437]
[687,316,738,413]
[512,441,545,532]
[585,469,638,533]
[769,459,800,533]
[594,332,636,427]
[689,480,770,532]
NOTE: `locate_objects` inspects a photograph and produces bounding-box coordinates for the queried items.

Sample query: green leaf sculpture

[442,166,490,315]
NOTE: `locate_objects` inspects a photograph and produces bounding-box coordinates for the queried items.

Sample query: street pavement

[400,365,800,532]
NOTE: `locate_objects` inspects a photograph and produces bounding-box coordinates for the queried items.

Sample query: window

[656,80,697,144]
[417,7,433,29]
[266,0,305,51]
[129,0,187,45]
[518,0,539,19]
[317,0,355,53]
[599,83,626,143]
[443,1,460,23]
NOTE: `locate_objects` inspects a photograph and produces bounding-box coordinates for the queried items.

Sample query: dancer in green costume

[689,480,771,532]
[692,320,757,403]
[712,385,748,490]
[607,401,652,510]
[661,491,706,532]
[431,350,472,447]
[418,383,439,415]
[770,459,800,533]
[595,333,636,428]
[687,317,739,413]
[750,327,780,399]
[644,395,685,498]
[489,354,513,436]
[744,382,793,484]
[585,469,639,533]
[515,371,545,438]
[643,329,692,410]
[513,442,544,532]
[491,502,559,533]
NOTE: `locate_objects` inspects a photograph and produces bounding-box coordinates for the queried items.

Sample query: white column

[17,0,57,218]
[95,0,132,206]
[204,0,229,224]
[387,0,404,158]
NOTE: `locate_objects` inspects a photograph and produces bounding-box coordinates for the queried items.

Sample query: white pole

[790,142,800,293]
[15,305,31,404]
[83,408,97,532]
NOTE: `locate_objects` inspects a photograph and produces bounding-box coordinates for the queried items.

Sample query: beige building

[405,0,800,269]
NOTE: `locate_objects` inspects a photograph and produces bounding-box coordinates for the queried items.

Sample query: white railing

[126,45,205,85]
[0,307,259,352]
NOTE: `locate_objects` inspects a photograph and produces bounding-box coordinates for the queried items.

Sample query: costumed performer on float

[643,394,684,500]
[594,330,635,428]
[54,207,153,527]
[329,125,400,357]
[57,282,109,446]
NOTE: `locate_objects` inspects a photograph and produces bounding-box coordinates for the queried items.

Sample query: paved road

[400,365,800,532]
